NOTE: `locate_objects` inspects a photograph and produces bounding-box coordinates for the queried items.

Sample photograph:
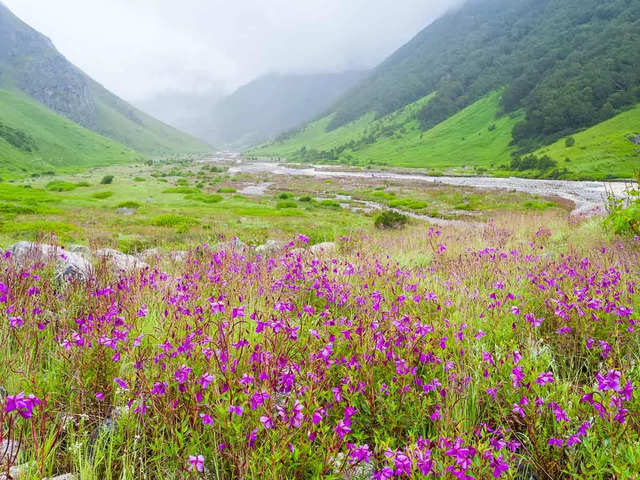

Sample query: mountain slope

[253,0,640,179]
[0,89,142,178]
[327,0,639,151]
[0,2,210,155]
[200,71,368,148]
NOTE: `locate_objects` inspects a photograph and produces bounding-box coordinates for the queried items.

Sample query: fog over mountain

[2,0,463,101]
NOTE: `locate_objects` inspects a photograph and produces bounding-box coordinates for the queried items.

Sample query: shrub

[100,175,114,185]
[320,200,341,209]
[374,210,408,229]
[92,191,113,199]
[278,192,292,199]
[185,193,223,204]
[75,181,91,187]
[217,187,237,194]
[276,200,298,209]
[116,201,141,209]
[565,136,576,147]
[45,181,77,192]
[133,177,146,182]
[604,173,640,234]
[162,187,200,194]
[299,196,312,202]
[177,179,189,186]
[151,214,199,228]
[510,155,557,172]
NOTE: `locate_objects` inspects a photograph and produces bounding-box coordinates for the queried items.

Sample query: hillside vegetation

[253,0,640,178]
[0,89,142,178]
[0,2,210,156]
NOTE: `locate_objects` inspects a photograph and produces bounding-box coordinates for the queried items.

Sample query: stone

[255,240,285,257]
[67,244,91,258]
[169,250,188,262]
[310,242,337,255]
[94,249,148,272]
[116,207,136,216]
[6,242,92,282]
[42,474,76,480]
[330,453,374,480]
[628,134,640,146]
[137,248,163,261]
[212,238,248,254]
[0,439,19,465]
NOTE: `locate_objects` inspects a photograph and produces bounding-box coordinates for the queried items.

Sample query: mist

[3,0,463,101]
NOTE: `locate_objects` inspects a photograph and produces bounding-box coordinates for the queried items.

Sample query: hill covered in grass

[252,0,640,179]
[0,2,210,156]
[0,89,143,178]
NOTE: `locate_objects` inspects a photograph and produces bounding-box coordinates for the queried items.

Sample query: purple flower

[547,437,564,448]
[5,392,41,418]
[596,370,621,392]
[490,454,509,478]
[536,372,554,386]
[188,454,205,472]
[114,378,129,390]
[260,415,274,429]
[228,405,243,417]
[334,420,351,440]
[174,365,192,384]
[200,413,214,425]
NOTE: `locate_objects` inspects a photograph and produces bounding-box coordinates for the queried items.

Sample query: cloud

[3,0,462,100]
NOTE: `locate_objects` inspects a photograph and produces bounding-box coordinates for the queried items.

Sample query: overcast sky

[4,0,461,101]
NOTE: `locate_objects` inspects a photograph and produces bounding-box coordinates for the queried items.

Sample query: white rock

[94,248,148,272]
[212,238,248,254]
[310,242,337,255]
[255,240,285,257]
[6,242,92,282]
[42,474,76,480]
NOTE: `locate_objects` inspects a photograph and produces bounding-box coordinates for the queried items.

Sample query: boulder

[68,244,91,258]
[6,242,92,282]
[169,250,188,262]
[137,248,163,261]
[212,238,248,254]
[310,242,337,255]
[94,249,148,272]
[255,240,285,257]
[0,439,19,465]
[43,475,76,480]
[115,207,136,216]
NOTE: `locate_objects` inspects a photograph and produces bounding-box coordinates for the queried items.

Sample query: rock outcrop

[6,242,92,282]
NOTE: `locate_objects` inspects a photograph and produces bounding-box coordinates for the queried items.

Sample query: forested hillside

[328,0,639,151]
[252,0,640,178]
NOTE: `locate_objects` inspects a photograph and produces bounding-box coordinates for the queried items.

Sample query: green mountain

[0,89,143,178]
[0,2,210,156]
[199,71,368,148]
[252,0,640,179]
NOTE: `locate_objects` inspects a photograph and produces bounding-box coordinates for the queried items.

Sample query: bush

[320,200,341,209]
[100,175,114,185]
[133,177,146,182]
[565,136,576,147]
[162,187,200,194]
[276,200,298,209]
[605,174,640,235]
[217,187,237,194]
[185,193,223,204]
[92,191,113,199]
[278,192,292,199]
[75,181,91,187]
[299,196,312,202]
[510,155,557,172]
[374,210,408,230]
[46,181,77,192]
[151,214,199,228]
[116,201,141,209]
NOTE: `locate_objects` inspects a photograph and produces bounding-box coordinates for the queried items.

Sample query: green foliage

[323,0,640,154]
[100,175,114,185]
[0,121,37,151]
[565,137,576,148]
[92,191,113,199]
[299,196,312,202]
[277,192,292,199]
[116,201,141,209]
[510,155,558,172]
[75,181,90,187]
[133,177,146,182]
[184,193,223,204]
[151,214,199,228]
[45,181,77,192]
[217,187,237,194]
[162,187,200,194]
[604,175,640,235]
[374,210,409,230]
[276,200,298,209]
